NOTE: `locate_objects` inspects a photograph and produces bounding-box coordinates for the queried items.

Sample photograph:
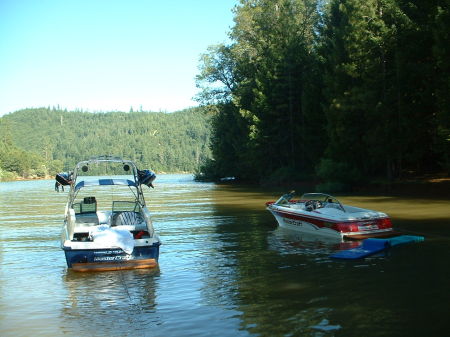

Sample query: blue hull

[63,243,160,270]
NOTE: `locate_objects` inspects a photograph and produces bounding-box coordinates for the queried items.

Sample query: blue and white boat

[59,156,161,271]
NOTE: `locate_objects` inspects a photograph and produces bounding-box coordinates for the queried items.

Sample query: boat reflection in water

[61,268,160,336]
[268,227,361,258]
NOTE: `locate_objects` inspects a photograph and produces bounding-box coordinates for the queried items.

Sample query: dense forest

[196,0,450,190]
[0,107,211,180]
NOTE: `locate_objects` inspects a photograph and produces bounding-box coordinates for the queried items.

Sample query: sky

[0,0,237,116]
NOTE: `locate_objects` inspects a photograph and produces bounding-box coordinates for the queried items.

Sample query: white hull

[266,191,395,240]
[270,211,344,239]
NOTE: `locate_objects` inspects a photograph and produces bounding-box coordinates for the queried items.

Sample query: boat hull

[268,207,395,240]
[269,209,342,238]
[63,243,160,271]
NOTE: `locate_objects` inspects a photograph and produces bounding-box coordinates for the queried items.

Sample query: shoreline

[3,173,449,198]
[1,171,195,183]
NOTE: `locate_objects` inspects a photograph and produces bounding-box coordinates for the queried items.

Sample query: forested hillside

[0,107,211,180]
[196,0,450,190]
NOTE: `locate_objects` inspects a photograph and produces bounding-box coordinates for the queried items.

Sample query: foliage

[197,0,325,183]
[433,0,450,173]
[315,158,361,192]
[196,0,450,188]
[194,103,252,180]
[0,107,211,180]
[320,0,449,181]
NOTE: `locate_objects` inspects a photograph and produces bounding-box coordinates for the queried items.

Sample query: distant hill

[0,107,212,179]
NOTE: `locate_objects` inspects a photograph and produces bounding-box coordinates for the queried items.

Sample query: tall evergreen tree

[432,0,450,173]
[197,0,324,182]
[318,0,446,185]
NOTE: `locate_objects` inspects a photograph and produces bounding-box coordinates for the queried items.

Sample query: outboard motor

[55,172,73,192]
[138,169,156,188]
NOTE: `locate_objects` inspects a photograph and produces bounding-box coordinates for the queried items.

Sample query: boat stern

[335,217,399,240]
[62,241,161,271]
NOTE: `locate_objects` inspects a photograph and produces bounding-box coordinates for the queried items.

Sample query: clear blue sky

[0,0,236,116]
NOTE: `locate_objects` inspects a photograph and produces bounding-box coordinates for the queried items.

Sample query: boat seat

[112,211,144,227]
[75,213,99,226]
[97,211,112,225]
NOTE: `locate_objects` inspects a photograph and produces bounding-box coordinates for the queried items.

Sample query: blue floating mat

[330,239,389,259]
[381,235,425,246]
[330,235,424,260]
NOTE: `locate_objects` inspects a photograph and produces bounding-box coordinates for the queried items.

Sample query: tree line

[196,0,450,190]
[0,107,211,181]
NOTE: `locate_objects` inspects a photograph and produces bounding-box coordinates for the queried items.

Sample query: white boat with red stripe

[266,191,398,240]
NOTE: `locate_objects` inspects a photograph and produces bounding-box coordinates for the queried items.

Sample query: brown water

[0,175,449,337]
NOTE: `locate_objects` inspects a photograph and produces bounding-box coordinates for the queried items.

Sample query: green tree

[197,0,324,183]
[433,1,450,173]
[318,0,446,187]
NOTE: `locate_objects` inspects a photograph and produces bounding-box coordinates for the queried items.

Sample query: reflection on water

[61,269,159,336]
[1,175,449,337]
[269,227,361,256]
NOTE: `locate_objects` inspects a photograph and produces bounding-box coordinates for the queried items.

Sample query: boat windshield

[274,191,296,205]
[301,193,346,212]
[301,193,338,203]
[274,192,346,212]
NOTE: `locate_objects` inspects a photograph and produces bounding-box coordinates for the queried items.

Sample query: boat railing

[66,208,77,240]
[142,207,154,237]
[71,156,140,190]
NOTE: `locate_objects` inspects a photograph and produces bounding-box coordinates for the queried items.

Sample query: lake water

[1,174,449,337]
